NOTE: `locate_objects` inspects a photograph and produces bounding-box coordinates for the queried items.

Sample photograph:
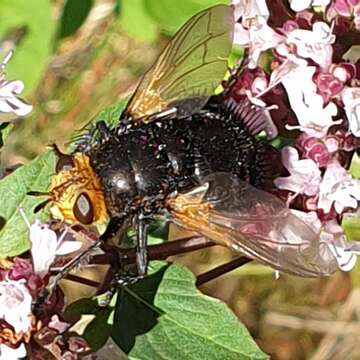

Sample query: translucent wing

[126,5,234,122]
[167,173,338,277]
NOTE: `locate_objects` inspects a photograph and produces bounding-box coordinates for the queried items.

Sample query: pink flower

[0,52,32,118]
[0,278,34,359]
[7,258,44,299]
[331,63,356,84]
[297,135,331,167]
[286,22,335,69]
[289,0,331,12]
[341,86,360,137]
[290,211,358,271]
[0,80,32,118]
[281,65,341,137]
[318,160,360,213]
[232,0,269,21]
[313,72,344,103]
[328,0,360,18]
[233,1,284,68]
[0,279,32,333]
[29,221,82,278]
[0,343,27,359]
[274,146,322,196]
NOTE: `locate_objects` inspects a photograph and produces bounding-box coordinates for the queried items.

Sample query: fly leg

[135,214,149,277]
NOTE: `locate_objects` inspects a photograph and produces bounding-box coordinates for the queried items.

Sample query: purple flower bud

[332,63,357,83]
[68,336,91,353]
[297,134,331,167]
[313,72,344,103]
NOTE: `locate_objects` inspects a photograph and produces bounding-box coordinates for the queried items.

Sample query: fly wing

[167,173,338,277]
[125,5,234,122]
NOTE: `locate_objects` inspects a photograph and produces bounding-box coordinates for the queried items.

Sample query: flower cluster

[231,0,360,271]
[0,51,32,120]
[0,216,91,359]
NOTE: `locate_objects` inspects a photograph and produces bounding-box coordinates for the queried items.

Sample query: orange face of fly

[46,149,109,228]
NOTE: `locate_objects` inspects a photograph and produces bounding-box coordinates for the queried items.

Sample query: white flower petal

[232,1,283,68]
[328,245,357,271]
[30,221,58,277]
[318,160,360,214]
[0,343,27,360]
[282,65,340,137]
[289,0,312,11]
[287,21,335,69]
[0,71,32,117]
[0,279,32,334]
[56,240,82,256]
[341,86,360,137]
[274,146,321,195]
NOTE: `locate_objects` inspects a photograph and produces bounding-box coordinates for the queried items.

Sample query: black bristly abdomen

[87,102,279,221]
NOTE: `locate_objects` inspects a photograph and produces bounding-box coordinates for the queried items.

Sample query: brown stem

[58,237,217,288]
[92,236,216,266]
[196,256,252,286]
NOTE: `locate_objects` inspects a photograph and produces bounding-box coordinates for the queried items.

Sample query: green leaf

[94,101,127,129]
[65,294,116,351]
[69,101,126,152]
[350,152,360,179]
[113,262,268,360]
[119,0,158,43]
[343,215,360,242]
[0,123,13,149]
[57,0,94,39]
[0,0,55,93]
[0,151,55,257]
[144,0,229,35]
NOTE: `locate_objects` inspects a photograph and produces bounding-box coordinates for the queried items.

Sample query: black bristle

[223,98,278,139]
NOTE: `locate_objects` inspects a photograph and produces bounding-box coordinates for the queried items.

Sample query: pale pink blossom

[281,65,340,137]
[318,160,360,213]
[289,0,331,12]
[232,0,269,21]
[322,220,357,271]
[0,278,33,358]
[296,135,331,167]
[29,221,82,277]
[0,52,32,118]
[0,278,32,333]
[290,209,322,231]
[286,22,335,69]
[232,0,284,68]
[274,146,322,196]
[313,72,344,103]
[0,343,27,360]
[290,211,358,271]
[327,0,360,18]
[341,86,360,137]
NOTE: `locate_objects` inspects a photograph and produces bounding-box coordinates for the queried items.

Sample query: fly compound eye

[55,155,75,173]
[73,193,94,224]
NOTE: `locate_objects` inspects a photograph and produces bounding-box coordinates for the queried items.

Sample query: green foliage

[94,101,127,129]
[57,0,94,39]
[350,152,360,179]
[144,0,229,35]
[113,262,268,360]
[343,216,360,242]
[0,123,13,149]
[65,294,116,351]
[0,0,55,93]
[0,151,54,257]
[119,0,158,44]
[118,0,230,43]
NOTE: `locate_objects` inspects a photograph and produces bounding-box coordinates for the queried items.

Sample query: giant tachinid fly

[32,4,339,279]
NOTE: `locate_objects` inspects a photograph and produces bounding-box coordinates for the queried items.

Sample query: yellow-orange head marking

[48,151,109,228]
